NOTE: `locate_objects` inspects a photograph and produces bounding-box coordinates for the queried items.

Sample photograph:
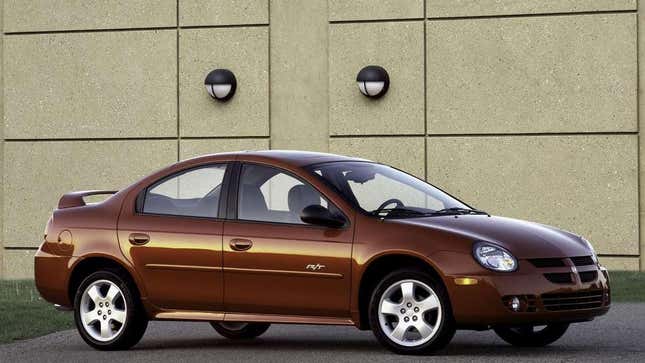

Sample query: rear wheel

[210,322,270,339]
[368,269,455,355]
[494,324,569,347]
[73,270,148,350]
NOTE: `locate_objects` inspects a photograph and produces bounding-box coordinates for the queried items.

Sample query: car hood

[396,214,590,259]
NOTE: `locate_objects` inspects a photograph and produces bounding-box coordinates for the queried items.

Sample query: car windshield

[307,161,479,218]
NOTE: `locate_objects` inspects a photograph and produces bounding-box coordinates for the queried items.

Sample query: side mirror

[300,205,346,228]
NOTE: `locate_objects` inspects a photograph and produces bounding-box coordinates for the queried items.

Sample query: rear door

[118,163,230,311]
[222,163,353,317]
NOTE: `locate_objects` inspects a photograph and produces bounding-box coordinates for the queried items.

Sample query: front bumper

[446,262,610,327]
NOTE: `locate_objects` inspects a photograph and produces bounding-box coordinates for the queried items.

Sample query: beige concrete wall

[426,13,637,134]
[3,140,177,249]
[179,27,269,138]
[269,0,329,152]
[327,1,642,271]
[329,0,424,21]
[180,138,270,160]
[0,0,271,278]
[329,21,425,135]
[179,0,268,26]
[329,137,425,178]
[426,135,638,256]
[426,1,636,18]
[638,0,645,271]
[1,0,643,276]
[4,30,178,139]
[0,2,3,279]
[599,256,640,272]
[3,0,177,32]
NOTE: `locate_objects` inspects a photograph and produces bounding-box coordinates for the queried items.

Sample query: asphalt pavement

[2,303,644,362]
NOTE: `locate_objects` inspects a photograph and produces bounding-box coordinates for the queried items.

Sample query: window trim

[135,162,232,220]
[230,161,350,229]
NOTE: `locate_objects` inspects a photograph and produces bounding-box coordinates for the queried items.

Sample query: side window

[237,164,334,224]
[142,164,227,218]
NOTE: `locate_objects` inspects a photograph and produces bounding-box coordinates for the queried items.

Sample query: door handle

[229,238,253,251]
[128,233,150,245]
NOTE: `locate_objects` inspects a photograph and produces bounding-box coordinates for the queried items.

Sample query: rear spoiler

[57,190,118,209]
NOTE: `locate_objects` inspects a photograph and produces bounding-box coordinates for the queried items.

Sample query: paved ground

[2,303,644,362]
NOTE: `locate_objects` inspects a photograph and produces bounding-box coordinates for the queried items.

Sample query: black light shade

[356,65,389,98]
[204,69,237,101]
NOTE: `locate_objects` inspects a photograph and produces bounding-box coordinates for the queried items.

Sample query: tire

[210,322,271,339]
[493,324,569,347]
[368,269,455,355]
[73,270,148,350]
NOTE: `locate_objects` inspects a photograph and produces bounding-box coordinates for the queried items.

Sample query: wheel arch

[357,252,448,330]
[68,254,145,307]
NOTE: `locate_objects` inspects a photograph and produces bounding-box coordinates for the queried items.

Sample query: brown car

[34,150,610,354]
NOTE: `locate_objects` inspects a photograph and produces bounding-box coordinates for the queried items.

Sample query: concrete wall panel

[330,21,424,135]
[180,138,270,160]
[4,30,177,139]
[270,0,329,152]
[638,0,645,271]
[330,0,423,21]
[426,0,636,18]
[329,137,425,178]
[426,135,638,256]
[1,1,643,276]
[2,250,35,279]
[427,14,637,134]
[2,140,177,248]
[179,0,268,27]
[0,140,3,279]
[179,27,269,137]
[0,148,2,280]
[4,0,176,33]
[599,257,640,271]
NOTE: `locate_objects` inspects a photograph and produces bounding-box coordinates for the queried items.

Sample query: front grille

[528,258,566,268]
[544,272,574,284]
[570,256,595,266]
[526,295,537,312]
[541,290,603,311]
[579,270,598,283]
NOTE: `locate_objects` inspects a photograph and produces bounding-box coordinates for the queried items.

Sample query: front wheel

[210,322,270,339]
[494,324,569,347]
[73,270,148,350]
[368,269,455,355]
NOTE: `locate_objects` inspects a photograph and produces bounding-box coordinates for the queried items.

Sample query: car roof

[183,150,370,168]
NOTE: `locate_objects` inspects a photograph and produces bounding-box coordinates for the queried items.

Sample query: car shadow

[133,337,378,353]
[130,336,601,356]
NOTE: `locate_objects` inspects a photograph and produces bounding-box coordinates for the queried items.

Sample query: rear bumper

[447,264,610,327]
[34,246,75,307]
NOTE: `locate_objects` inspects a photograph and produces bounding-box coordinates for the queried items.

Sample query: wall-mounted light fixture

[204,69,237,102]
[356,65,389,98]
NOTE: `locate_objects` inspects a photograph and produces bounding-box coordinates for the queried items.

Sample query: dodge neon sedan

[35,151,610,354]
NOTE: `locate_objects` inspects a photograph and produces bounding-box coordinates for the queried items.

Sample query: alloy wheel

[377,279,442,347]
[79,279,127,342]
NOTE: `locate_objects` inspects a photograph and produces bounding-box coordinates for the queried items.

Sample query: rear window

[141,164,227,218]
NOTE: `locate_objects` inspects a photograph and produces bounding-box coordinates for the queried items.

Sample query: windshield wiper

[369,207,428,218]
[430,207,489,216]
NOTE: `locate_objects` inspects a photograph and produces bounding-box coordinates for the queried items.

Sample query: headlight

[581,237,599,264]
[473,242,517,272]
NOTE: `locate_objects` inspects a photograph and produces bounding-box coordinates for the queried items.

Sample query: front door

[223,163,353,317]
[118,163,229,311]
